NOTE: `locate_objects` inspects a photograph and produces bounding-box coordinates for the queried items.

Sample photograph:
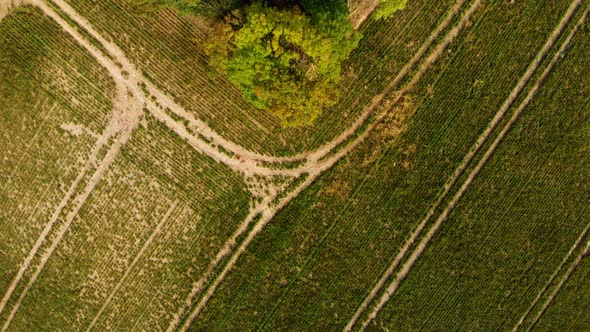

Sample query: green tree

[208,2,361,127]
[375,0,408,20]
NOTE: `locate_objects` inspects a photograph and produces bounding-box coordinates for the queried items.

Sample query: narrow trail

[350,0,379,30]
[524,240,590,332]
[169,0,482,329]
[85,201,178,332]
[513,223,590,332]
[357,2,586,329]
[166,196,277,331]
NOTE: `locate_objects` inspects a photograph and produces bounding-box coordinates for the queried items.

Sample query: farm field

[59,0,457,155]
[1,0,589,331]
[367,8,590,330]
[533,252,590,331]
[0,5,114,303]
[185,0,589,330]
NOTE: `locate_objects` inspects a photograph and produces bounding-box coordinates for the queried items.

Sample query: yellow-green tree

[375,0,408,20]
[208,2,361,127]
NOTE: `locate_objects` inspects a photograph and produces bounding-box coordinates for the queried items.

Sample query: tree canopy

[130,0,372,127]
[375,0,408,20]
[207,2,361,127]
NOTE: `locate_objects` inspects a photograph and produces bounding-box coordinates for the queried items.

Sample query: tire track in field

[34,0,303,178]
[300,0,469,165]
[350,0,379,29]
[0,82,138,318]
[523,239,590,332]
[1,83,143,331]
[356,2,586,329]
[513,225,590,332]
[85,201,178,332]
[170,0,479,328]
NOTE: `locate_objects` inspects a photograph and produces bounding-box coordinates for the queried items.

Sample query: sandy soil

[349,0,379,29]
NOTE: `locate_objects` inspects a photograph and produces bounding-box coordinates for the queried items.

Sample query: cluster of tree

[130,0,406,126]
[375,0,408,20]
[206,2,361,126]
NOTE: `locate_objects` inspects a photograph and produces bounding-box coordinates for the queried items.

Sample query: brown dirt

[349,0,379,29]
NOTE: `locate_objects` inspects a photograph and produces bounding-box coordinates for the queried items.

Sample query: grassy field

[1,0,589,331]
[184,1,585,330]
[371,9,590,330]
[0,6,113,301]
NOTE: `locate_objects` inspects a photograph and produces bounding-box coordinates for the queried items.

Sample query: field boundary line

[85,201,178,332]
[523,239,590,332]
[357,1,586,329]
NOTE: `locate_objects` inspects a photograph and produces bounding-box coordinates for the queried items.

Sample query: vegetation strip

[354,1,587,329]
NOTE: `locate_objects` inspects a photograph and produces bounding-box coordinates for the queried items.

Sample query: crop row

[373,15,590,330]
[5,112,252,330]
[183,1,579,330]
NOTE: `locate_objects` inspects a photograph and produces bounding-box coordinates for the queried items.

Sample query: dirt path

[513,223,590,331]
[356,3,586,329]
[0,0,26,21]
[85,201,178,332]
[40,0,309,166]
[523,240,590,332]
[350,0,379,29]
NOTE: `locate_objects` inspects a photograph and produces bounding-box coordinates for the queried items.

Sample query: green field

[1,0,589,331]
[0,6,114,300]
[371,17,590,330]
